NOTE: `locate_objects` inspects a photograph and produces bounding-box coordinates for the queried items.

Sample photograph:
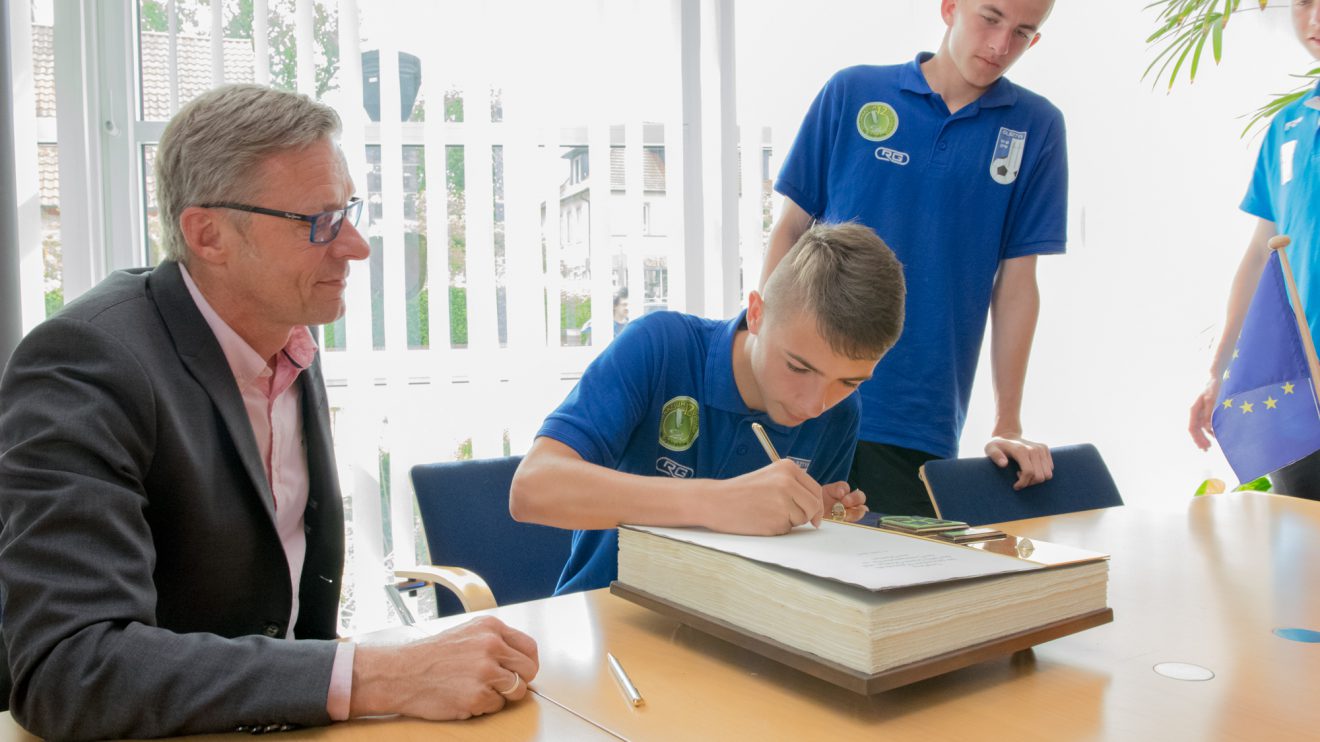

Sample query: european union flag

[1213,251,1320,484]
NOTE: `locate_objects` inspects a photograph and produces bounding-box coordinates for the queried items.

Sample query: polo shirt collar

[901,51,1019,111]
[703,310,791,431]
[1306,80,1320,112]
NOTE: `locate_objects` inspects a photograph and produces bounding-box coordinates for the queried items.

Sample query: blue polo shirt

[776,54,1068,458]
[1242,81,1320,350]
[540,310,861,595]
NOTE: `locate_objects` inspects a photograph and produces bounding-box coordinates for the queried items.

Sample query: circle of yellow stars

[1221,381,1295,414]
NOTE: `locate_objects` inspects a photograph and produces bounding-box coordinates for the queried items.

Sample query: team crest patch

[788,456,811,471]
[659,396,700,452]
[990,127,1026,185]
[856,102,899,142]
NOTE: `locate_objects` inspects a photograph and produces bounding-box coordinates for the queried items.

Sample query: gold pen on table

[751,422,844,521]
[607,652,644,707]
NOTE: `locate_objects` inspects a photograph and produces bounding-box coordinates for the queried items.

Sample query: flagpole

[1268,235,1320,397]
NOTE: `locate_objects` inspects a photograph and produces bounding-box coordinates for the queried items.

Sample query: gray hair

[155,84,342,263]
[762,222,906,360]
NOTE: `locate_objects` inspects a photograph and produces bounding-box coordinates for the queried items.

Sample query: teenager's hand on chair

[708,459,824,534]
[1188,376,1221,451]
[821,481,868,521]
[985,436,1053,491]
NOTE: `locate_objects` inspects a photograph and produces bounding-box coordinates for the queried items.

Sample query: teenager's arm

[509,437,824,535]
[759,197,815,290]
[1189,218,1278,449]
[984,255,1053,490]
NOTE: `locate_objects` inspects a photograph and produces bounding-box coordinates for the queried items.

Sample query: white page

[624,521,1050,592]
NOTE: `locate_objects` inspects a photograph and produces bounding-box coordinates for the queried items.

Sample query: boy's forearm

[759,198,813,289]
[510,438,715,530]
[1209,220,1277,379]
[988,258,1040,438]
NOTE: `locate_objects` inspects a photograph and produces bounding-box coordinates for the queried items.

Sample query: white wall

[737,1,1314,507]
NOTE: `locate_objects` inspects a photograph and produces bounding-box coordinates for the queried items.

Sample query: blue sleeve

[1003,110,1069,259]
[775,73,844,219]
[1240,128,1277,222]
[537,320,658,468]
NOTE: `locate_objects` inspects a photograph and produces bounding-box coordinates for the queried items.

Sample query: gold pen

[607,652,644,707]
[751,422,844,521]
[750,422,780,462]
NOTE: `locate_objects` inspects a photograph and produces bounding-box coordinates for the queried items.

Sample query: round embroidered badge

[856,102,899,142]
[659,396,700,452]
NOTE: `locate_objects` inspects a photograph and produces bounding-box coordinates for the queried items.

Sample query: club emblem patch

[659,396,700,452]
[857,102,899,142]
[990,127,1027,185]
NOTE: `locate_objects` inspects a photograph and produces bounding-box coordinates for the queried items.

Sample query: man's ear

[747,290,765,335]
[1028,32,1042,49]
[179,206,228,265]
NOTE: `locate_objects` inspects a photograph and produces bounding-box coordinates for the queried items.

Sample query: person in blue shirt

[1189,0,1320,500]
[761,0,1064,518]
[510,223,906,594]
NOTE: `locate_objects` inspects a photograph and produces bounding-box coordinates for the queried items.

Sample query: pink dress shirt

[180,266,354,720]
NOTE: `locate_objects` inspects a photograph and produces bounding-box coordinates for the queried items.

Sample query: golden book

[613,521,1110,693]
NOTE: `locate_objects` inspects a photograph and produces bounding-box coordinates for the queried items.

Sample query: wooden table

[5,492,1318,740]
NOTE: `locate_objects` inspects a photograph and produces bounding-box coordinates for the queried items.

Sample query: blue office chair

[402,455,572,617]
[919,443,1124,526]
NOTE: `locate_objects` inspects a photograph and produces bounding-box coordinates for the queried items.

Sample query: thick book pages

[616,521,1109,678]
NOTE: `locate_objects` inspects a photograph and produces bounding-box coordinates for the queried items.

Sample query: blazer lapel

[146,261,277,522]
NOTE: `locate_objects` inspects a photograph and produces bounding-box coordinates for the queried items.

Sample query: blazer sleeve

[0,318,337,741]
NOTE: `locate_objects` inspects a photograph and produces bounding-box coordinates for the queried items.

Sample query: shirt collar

[702,310,793,431]
[1306,80,1320,112]
[900,51,1018,111]
[179,263,317,389]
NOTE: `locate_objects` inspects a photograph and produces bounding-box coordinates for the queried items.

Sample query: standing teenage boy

[761,0,1065,517]
[510,223,905,594]
[1189,0,1320,500]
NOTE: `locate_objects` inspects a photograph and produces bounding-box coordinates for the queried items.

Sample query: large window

[17,0,1302,631]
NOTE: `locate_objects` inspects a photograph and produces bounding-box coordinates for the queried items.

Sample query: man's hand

[350,616,540,721]
[705,459,825,534]
[984,436,1053,490]
[821,481,868,522]
[1189,377,1221,451]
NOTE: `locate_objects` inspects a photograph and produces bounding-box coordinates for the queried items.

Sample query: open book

[613,520,1110,692]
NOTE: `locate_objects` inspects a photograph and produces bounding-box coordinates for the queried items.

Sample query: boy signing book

[510,223,905,594]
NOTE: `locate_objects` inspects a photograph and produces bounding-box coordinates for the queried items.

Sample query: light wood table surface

[4,492,1318,740]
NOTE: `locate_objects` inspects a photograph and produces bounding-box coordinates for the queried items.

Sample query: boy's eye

[841,380,860,389]
[787,362,810,374]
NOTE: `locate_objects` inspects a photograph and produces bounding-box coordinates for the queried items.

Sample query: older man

[0,84,538,740]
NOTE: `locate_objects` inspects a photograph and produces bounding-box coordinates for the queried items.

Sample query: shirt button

[938,142,948,150]
[262,623,282,637]
[736,445,748,455]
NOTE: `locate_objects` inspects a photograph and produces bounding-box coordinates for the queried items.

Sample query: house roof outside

[33,24,256,208]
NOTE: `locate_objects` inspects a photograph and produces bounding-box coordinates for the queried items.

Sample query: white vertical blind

[7,0,42,333]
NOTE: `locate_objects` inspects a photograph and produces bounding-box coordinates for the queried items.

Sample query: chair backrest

[919,443,1124,526]
[410,455,572,616]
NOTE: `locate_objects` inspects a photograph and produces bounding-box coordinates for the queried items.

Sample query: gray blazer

[0,261,346,740]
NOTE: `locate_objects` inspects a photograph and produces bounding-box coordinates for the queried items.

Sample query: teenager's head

[1296,0,1320,60]
[748,223,905,427]
[937,0,1054,91]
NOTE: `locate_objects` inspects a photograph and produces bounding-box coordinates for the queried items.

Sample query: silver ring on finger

[497,672,523,697]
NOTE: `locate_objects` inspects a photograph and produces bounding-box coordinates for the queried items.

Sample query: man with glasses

[0,84,538,739]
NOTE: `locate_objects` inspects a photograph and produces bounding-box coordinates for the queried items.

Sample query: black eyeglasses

[200,197,364,244]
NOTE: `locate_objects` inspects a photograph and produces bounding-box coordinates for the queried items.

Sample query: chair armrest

[394,565,497,613]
